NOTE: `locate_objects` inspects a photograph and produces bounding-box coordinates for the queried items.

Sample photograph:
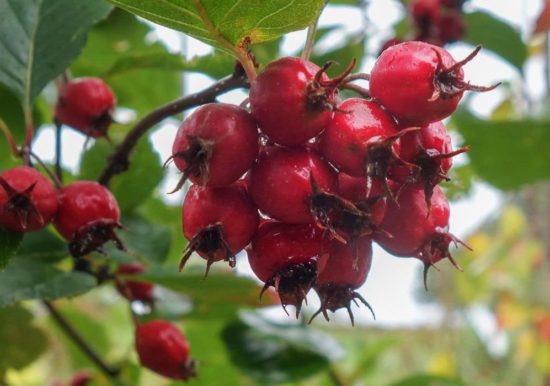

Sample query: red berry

[248,147,337,224]
[69,371,93,386]
[55,78,116,138]
[318,98,415,198]
[370,42,498,127]
[337,173,388,227]
[166,103,259,192]
[0,166,58,232]
[250,57,353,146]
[411,0,441,33]
[181,182,259,275]
[54,181,123,257]
[389,121,468,207]
[311,238,374,325]
[247,221,329,316]
[437,9,466,43]
[115,262,154,303]
[135,320,196,381]
[375,185,467,288]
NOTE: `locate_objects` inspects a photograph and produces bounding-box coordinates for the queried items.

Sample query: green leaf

[0,0,112,107]
[106,214,171,263]
[137,267,272,317]
[108,0,326,54]
[0,258,96,307]
[0,228,23,271]
[72,8,182,117]
[221,310,344,384]
[464,11,527,71]
[453,111,550,190]
[0,305,47,372]
[388,374,465,386]
[15,227,68,263]
[79,139,163,212]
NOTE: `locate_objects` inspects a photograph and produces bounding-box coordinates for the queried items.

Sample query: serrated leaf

[453,110,550,190]
[464,11,527,71]
[221,310,344,384]
[79,139,163,212]
[0,228,23,271]
[108,0,325,54]
[0,0,112,108]
[0,259,96,307]
[0,305,48,372]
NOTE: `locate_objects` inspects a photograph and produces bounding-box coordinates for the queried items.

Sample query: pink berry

[135,320,196,381]
[181,182,259,276]
[115,262,154,303]
[375,185,468,288]
[248,146,337,224]
[54,181,123,257]
[55,77,116,138]
[247,221,329,316]
[311,238,374,325]
[250,57,353,146]
[166,103,259,192]
[370,41,498,127]
[0,166,58,232]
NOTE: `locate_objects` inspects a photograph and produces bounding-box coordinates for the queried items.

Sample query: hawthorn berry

[135,320,196,381]
[248,146,337,224]
[68,371,93,386]
[311,238,374,325]
[375,185,468,288]
[318,98,416,198]
[250,56,353,146]
[115,262,154,303]
[389,121,468,207]
[54,181,123,257]
[370,42,498,127]
[166,103,259,192]
[247,221,329,316]
[181,182,259,276]
[0,166,58,232]
[55,77,116,138]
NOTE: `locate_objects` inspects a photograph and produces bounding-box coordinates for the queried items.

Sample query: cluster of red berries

[0,166,123,257]
[383,0,467,52]
[168,41,498,323]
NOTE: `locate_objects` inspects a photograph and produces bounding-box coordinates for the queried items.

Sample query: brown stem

[43,301,121,378]
[341,83,370,98]
[54,121,63,183]
[328,366,346,386]
[98,70,248,186]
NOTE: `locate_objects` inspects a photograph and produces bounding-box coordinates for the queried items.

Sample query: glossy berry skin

[54,181,123,257]
[247,221,329,316]
[55,77,116,138]
[0,166,58,232]
[376,185,449,257]
[250,57,333,146]
[390,121,467,206]
[181,182,259,275]
[115,262,154,303]
[375,185,465,288]
[370,42,465,127]
[169,103,259,189]
[69,371,93,386]
[312,238,374,324]
[319,98,402,175]
[249,147,337,224]
[135,320,196,381]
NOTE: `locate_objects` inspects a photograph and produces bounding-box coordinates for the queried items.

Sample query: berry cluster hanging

[168,41,498,324]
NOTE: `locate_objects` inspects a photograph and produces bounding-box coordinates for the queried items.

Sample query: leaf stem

[43,301,121,378]
[328,366,346,386]
[302,14,321,60]
[98,69,247,186]
[22,108,34,167]
[54,121,63,183]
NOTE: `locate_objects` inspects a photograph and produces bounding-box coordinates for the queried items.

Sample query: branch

[43,301,121,378]
[98,69,248,186]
